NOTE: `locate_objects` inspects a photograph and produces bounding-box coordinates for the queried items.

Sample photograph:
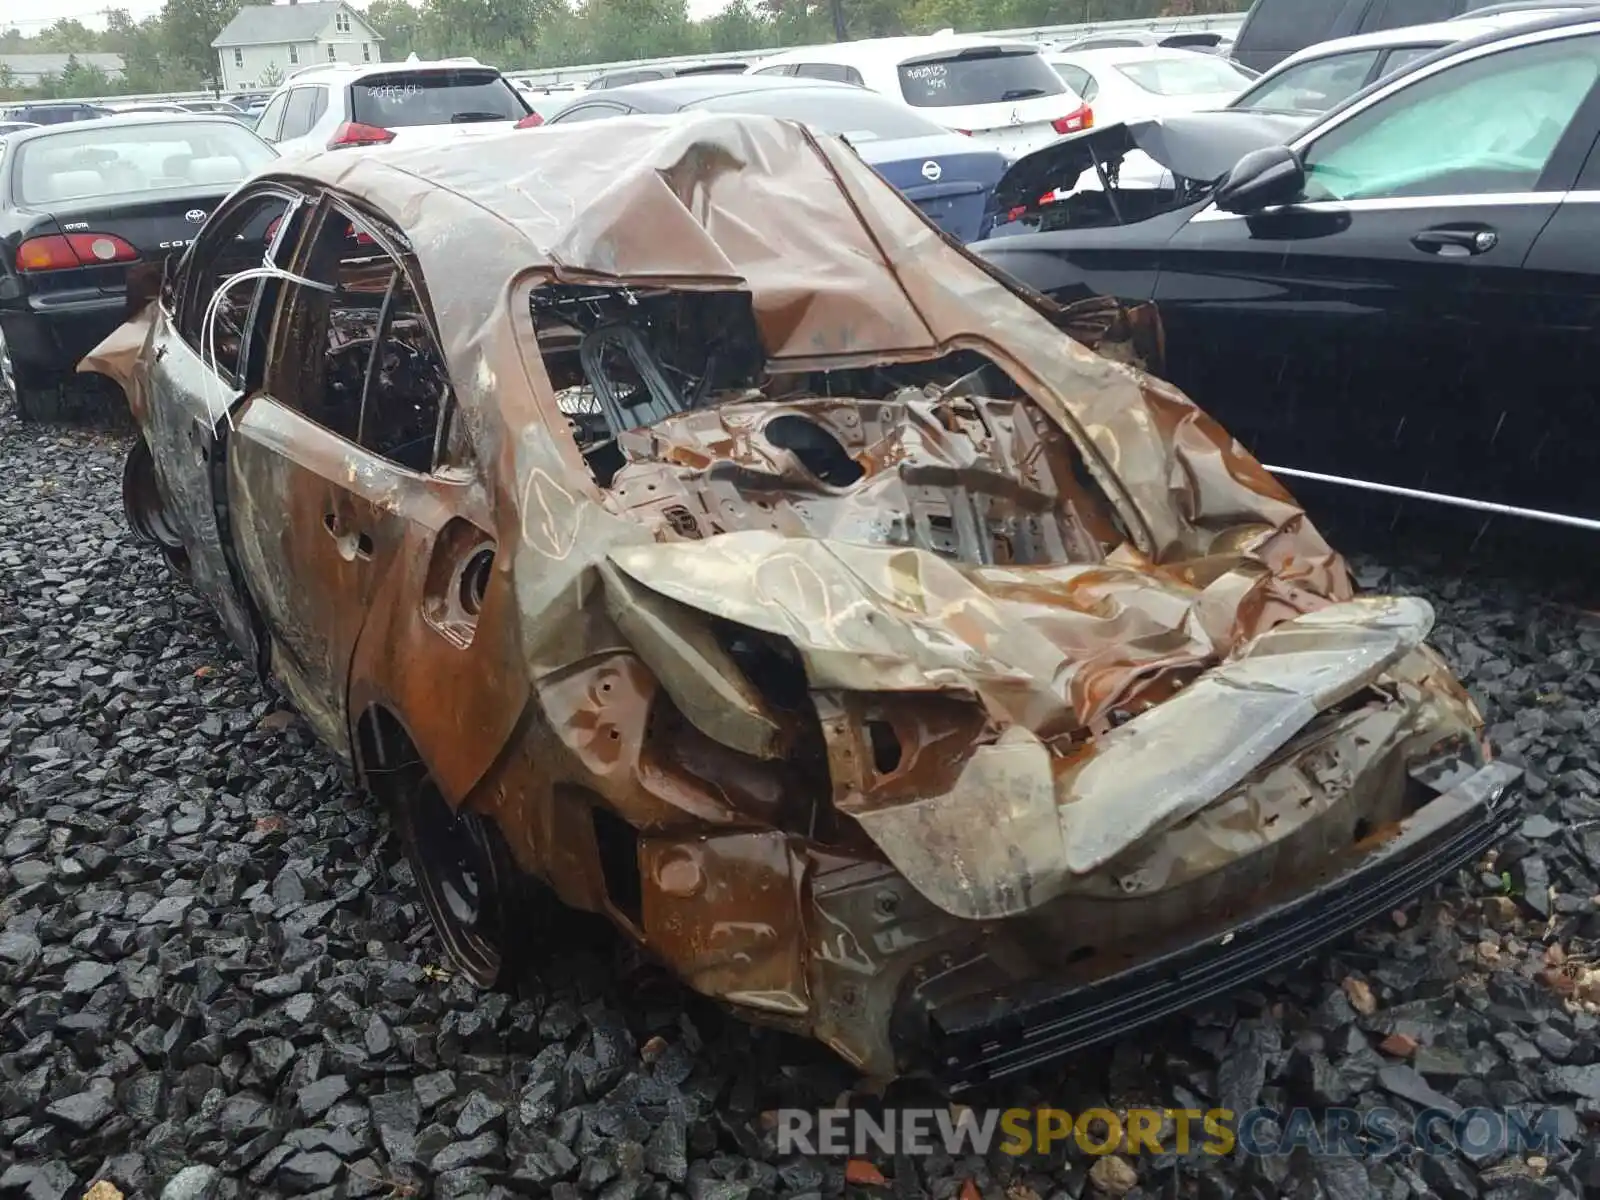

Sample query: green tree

[366,0,425,60]
[701,0,771,52]
[160,0,247,85]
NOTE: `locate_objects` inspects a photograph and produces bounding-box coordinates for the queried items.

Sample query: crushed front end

[505,276,1519,1085]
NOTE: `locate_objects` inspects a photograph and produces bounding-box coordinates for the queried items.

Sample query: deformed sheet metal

[90,112,1507,1081]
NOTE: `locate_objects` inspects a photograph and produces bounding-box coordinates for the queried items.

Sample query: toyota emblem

[1009,108,1024,127]
[184,209,207,224]
[921,160,942,182]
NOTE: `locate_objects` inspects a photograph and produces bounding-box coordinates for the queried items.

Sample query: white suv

[746,33,1089,161]
[253,57,537,157]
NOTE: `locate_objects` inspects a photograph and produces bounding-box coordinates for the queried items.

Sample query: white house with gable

[211,1,384,92]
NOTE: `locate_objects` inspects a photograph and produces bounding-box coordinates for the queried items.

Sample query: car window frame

[278,86,324,141]
[1052,62,1098,102]
[255,92,290,142]
[265,196,463,476]
[752,63,797,76]
[1291,27,1600,202]
[173,184,309,391]
[793,62,864,84]
[549,101,631,124]
[1233,47,1385,111]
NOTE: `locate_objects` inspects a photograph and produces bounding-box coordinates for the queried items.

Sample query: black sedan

[973,11,1600,532]
[0,114,277,421]
[541,75,1008,244]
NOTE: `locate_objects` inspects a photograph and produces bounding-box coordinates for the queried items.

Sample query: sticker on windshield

[366,83,425,104]
[903,63,948,89]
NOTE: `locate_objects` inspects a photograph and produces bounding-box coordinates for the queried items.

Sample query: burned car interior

[535,282,1132,565]
[86,114,1521,1089]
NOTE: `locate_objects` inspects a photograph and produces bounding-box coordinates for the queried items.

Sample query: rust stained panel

[639,831,810,1019]
[227,397,397,758]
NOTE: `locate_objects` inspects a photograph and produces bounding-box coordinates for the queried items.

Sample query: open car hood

[993,110,1311,213]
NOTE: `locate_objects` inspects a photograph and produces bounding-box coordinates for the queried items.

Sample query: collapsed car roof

[267,113,1334,570]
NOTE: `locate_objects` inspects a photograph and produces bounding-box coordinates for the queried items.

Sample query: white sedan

[1047,47,1258,126]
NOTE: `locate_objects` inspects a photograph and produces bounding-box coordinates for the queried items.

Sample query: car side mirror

[1214,144,1305,214]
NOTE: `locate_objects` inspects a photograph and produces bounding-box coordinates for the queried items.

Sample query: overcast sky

[5,0,731,34]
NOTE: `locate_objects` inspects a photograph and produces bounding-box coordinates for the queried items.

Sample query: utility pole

[830,0,847,42]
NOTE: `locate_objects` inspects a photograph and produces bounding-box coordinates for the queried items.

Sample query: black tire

[122,438,192,580]
[392,774,535,990]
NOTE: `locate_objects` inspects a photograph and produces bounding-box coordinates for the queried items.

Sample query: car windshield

[349,69,527,127]
[13,121,277,205]
[689,87,946,142]
[1115,55,1257,96]
[898,47,1066,107]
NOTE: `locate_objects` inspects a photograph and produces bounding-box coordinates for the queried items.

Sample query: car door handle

[322,512,373,558]
[1411,226,1498,256]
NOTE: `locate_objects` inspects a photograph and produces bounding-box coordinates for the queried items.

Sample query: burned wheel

[395,777,527,989]
[122,438,191,580]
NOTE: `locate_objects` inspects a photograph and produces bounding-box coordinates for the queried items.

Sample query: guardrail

[58,10,1246,105]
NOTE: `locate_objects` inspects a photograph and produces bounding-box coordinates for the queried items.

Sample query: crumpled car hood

[606,530,1434,920]
[992,110,1311,211]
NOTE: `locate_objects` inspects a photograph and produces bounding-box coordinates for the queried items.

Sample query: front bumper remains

[905,759,1520,1092]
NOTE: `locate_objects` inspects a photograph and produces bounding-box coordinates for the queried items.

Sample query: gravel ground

[3,412,1600,1200]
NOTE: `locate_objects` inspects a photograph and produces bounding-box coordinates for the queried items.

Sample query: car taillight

[327,121,395,150]
[345,222,377,246]
[1051,104,1094,135]
[514,112,544,129]
[265,215,283,241]
[16,232,139,272]
[955,128,973,136]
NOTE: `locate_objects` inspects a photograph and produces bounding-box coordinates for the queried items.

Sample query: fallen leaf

[845,1160,886,1187]
[82,1184,125,1200]
[1575,968,1600,1004]
[194,665,215,678]
[1341,976,1377,1015]
[1391,909,1408,928]
[1540,968,1576,997]
[959,1181,981,1200]
[253,815,287,835]
[1379,1033,1419,1058]
[641,1035,668,1064]
[1006,1183,1040,1200]
[1545,943,1566,968]
[258,710,296,731]
[1088,1155,1138,1197]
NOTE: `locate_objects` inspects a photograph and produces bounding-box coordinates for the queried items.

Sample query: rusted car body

[86,113,1520,1089]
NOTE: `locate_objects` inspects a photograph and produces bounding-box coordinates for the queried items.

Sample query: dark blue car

[542,75,1008,244]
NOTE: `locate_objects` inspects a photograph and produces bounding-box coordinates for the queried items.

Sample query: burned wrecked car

[85,112,1520,1089]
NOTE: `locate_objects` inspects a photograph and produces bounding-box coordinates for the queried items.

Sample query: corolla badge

[1009,108,1024,126]
[184,209,207,223]
[921,160,942,182]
